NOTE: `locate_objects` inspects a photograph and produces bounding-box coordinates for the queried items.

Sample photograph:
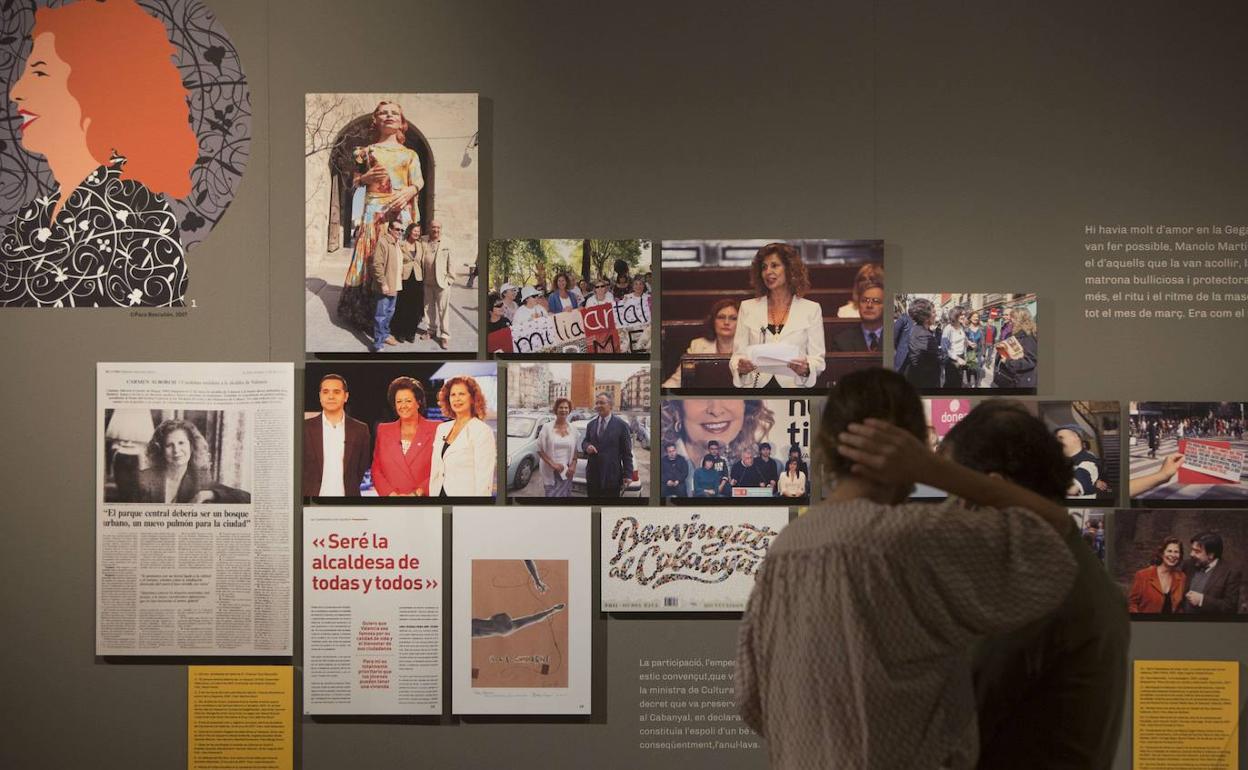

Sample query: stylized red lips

[17,109,37,132]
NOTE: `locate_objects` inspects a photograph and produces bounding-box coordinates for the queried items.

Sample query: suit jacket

[303,414,372,497]
[424,238,453,289]
[371,233,403,293]
[581,414,634,493]
[830,324,882,353]
[429,418,495,496]
[1127,565,1187,614]
[730,295,826,388]
[371,419,438,497]
[1183,561,1243,614]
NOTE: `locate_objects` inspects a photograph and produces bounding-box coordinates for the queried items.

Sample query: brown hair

[817,368,926,478]
[851,263,884,303]
[145,419,211,472]
[660,400,775,461]
[1151,537,1183,567]
[552,397,572,414]
[702,298,740,342]
[439,376,487,419]
[387,376,426,416]
[749,242,810,297]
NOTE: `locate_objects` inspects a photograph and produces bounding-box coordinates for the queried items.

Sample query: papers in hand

[747,343,802,375]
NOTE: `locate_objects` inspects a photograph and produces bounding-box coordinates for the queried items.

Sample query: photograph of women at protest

[1,0,251,307]
[658,398,811,503]
[892,293,1039,393]
[1111,509,1248,618]
[505,361,649,500]
[1128,402,1248,504]
[660,240,882,393]
[915,399,1120,504]
[103,409,251,503]
[304,93,478,353]
[302,362,497,499]
[486,239,651,355]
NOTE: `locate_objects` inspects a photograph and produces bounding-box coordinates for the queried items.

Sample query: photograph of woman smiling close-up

[0,0,251,308]
[659,398,812,502]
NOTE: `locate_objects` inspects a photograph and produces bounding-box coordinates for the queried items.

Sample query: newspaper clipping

[96,362,294,656]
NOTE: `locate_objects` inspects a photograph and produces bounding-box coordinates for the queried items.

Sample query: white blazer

[730,295,826,388]
[429,418,496,496]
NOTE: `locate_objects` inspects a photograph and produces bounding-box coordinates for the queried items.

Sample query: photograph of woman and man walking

[893,293,1039,393]
[1129,401,1248,503]
[304,94,479,353]
[486,239,651,355]
[1113,509,1246,618]
[302,362,497,500]
[504,361,649,500]
[660,239,883,392]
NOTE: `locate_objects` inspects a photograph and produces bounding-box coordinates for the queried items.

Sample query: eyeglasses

[859,298,884,306]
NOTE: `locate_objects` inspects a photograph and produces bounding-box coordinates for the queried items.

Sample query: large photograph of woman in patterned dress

[305,93,479,354]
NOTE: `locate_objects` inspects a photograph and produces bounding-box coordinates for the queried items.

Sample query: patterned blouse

[735,497,1077,769]
[0,157,186,307]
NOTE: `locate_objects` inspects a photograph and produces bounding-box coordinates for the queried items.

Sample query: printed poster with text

[452,507,591,714]
[303,507,442,715]
[600,507,788,612]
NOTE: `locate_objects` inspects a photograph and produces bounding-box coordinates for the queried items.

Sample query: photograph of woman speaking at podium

[660,240,882,393]
[892,293,1039,394]
[658,398,811,503]
[103,411,251,504]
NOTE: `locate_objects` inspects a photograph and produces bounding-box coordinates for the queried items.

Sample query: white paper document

[96,362,294,656]
[746,343,802,375]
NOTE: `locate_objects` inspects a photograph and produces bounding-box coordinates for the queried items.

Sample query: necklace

[767,294,792,328]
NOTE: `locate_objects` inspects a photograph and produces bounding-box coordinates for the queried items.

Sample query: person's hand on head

[835,418,937,487]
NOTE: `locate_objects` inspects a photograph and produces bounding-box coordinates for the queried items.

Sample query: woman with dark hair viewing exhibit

[2,0,198,308]
[335,100,423,334]
[1127,537,1187,614]
[731,243,825,389]
[429,376,495,497]
[736,368,1077,769]
[137,419,248,504]
[371,377,438,496]
[663,298,738,388]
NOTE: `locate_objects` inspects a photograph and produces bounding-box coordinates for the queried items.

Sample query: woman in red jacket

[1128,537,1187,614]
[371,377,438,496]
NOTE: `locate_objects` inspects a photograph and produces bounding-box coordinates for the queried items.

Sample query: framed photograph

[1129,402,1248,506]
[505,361,650,501]
[660,239,882,394]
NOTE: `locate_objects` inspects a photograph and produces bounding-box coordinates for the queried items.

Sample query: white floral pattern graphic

[0,158,186,307]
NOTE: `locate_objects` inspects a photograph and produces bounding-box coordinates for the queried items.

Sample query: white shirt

[778,471,807,497]
[538,423,578,486]
[730,295,826,388]
[319,412,346,497]
[584,292,614,308]
[512,303,547,327]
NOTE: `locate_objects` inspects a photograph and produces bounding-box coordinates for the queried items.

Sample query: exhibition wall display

[4,1,1248,769]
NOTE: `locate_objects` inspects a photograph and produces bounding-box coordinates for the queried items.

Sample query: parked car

[506,414,553,490]
[569,419,644,497]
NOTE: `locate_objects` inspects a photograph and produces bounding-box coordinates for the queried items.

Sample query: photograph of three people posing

[302,363,498,500]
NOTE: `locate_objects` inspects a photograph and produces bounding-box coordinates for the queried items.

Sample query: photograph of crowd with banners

[1129,402,1248,505]
[893,293,1038,394]
[505,362,649,501]
[660,240,883,393]
[658,398,813,504]
[914,399,1121,505]
[1111,508,1247,620]
[302,362,498,500]
[486,239,651,355]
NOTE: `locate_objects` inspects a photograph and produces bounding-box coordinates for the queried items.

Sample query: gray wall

[3,1,1246,768]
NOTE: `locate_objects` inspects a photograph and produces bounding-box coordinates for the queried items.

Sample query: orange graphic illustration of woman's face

[11,33,90,161]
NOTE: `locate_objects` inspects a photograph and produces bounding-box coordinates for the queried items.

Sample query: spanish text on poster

[304,507,442,715]
[96,362,294,655]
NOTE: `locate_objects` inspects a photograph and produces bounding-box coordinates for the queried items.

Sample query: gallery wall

[3,1,1246,768]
